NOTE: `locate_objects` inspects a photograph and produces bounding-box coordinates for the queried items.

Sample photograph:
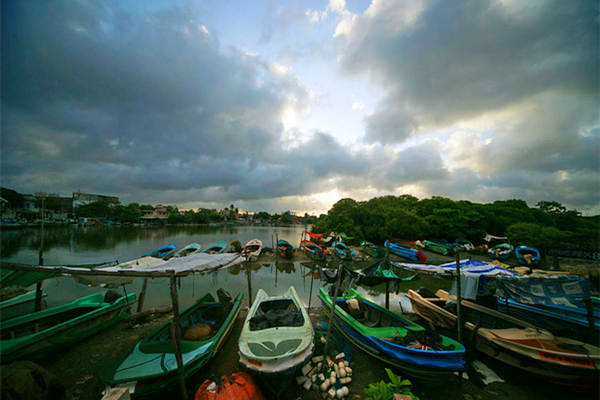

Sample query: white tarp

[483,233,508,242]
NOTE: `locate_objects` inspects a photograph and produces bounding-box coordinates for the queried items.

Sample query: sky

[1,0,598,215]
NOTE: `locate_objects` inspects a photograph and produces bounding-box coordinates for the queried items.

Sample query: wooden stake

[137,278,148,313]
[246,259,253,305]
[36,200,45,313]
[385,280,390,310]
[308,263,315,310]
[169,271,188,400]
[455,252,463,343]
[324,262,344,356]
[34,281,44,312]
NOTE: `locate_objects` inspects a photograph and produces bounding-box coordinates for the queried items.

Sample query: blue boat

[497,297,600,344]
[201,241,227,254]
[514,244,541,265]
[384,241,427,262]
[318,288,465,383]
[144,244,177,258]
[332,241,355,260]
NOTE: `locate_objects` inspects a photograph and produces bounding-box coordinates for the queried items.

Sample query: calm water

[0,225,451,312]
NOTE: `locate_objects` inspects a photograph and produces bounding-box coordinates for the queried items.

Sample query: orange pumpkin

[195,372,266,400]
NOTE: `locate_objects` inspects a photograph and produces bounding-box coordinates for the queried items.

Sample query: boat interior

[1,306,100,340]
[155,302,232,342]
[249,299,304,331]
[335,297,411,329]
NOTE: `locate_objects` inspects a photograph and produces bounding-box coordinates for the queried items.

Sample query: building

[72,191,120,208]
[141,204,170,221]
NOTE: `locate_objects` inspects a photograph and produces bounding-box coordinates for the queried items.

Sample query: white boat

[239,286,314,375]
[242,238,263,260]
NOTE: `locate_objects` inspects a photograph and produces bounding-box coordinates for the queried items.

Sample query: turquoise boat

[0,289,47,321]
[1,291,135,363]
[332,241,355,260]
[422,240,454,256]
[144,243,177,258]
[173,243,202,258]
[101,292,243,398]
[488,243,514,260]
[319,288,465,383]
[360,241,384,258]
[201,241,227,254]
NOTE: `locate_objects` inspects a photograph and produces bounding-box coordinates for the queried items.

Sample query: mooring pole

[455,252,463,343]
[308,263,315,310]
[246,257,253,305]
[324,262,344,356]
[137,278,148,313]
[169,271,188,400]
[275,233,279,264]
[35,198,46,311]
[385,241,391,309]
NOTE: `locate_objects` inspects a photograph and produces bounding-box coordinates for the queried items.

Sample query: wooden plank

[102,387,130,400]
[0,263,194,278]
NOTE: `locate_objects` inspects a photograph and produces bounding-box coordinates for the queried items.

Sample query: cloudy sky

[2,0,598,214]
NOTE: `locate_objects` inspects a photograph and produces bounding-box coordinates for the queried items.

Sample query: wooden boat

[454,239,473,252]
[0,289,47,321]
[101,292,243,398]
[144,243,177,258]
[384,241,427,262]
[318,288,464,383]
[422,240,454,256]
[242,239,263,259]
[332,241,355,260]
[488,243,513,260]
[407,289,600,390]
[301,240,326,260]
[514,244,541,265]
[172,243,202,258]
[360,241,384,258]
[277,239,295,259]
[1,291,135,363]
[354,260,418,286]
[202,241,227,254]
[239,287,314,375]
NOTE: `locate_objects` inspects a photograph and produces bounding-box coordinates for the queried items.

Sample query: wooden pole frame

[324,262,344,356]
[455,252,463,343]
[169,271,188,400]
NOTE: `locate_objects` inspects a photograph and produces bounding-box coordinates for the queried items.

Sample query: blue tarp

[391,259,515,276]
[494,275,591,308]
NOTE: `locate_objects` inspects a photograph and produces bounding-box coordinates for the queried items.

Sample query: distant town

[0,187,318,227]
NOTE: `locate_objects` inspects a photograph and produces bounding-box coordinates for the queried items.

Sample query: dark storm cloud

[1,1,367,204]
[338,0,598,142]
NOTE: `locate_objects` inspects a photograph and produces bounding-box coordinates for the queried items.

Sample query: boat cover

[494,275,591,308]
[391,259,515,276]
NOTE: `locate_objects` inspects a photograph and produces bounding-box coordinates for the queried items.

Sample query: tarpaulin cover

[306,232,324,240]
[0,260,116,288]
[483,234,508,242]
[494,274,591,308]
[391,259,515,276]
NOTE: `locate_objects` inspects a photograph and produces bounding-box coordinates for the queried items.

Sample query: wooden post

[169,271,188,400]
[584,299,596,345]
[35,198,45,312]
[324,262,344,356]
[308,263,315,310]
[385,281,390,310]
[246,259,253,305]
[455,252,463,343]
[137,278,148,313]
[275,233,279,264]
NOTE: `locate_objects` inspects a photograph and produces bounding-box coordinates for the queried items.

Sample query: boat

[242,239,263,259]
[301,240,326,260]
[496,297,599,344]
[172,243,202,258]
[360,241,384,258]
[1,291,135,363]
[239,286,314,375]
[384,241,427,262]
[514,244,541,265]
[277,239,295,259]
[354,260,418,287]
[318,288,465,383]
[422,240,455,256]
[332,241,355,260]
[100,291,243,398]
[488,243,514,260]
[201,241,228,254]
[454,239,473,252]
[144,243,177,258]
[0,289,47,321]
[407,289,600,390]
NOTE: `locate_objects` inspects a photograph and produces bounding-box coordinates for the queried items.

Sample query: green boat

[360,241,385,258]
[422,240,455,256]
[100,291,243,398]
[0,291,135,363]
[0,289,47,321]
[318,288,465,383]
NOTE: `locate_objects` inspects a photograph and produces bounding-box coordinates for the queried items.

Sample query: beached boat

[100,291,243,398]
[332,241,355,260]
[318,288,465,383]
[201,241,227,254]
[242,239,263,259]
[354,260,418,287]
[277,239,296,259]
[1,291,135,363]
[301,240,326,260]
[384,241,427,263]
[144,243,177,258]
[454,239,473,252]
[488,243,513,260]
[360,241,384,258]
[407,289,600,390]
[0,289,47,321]
[239,287,314,375]
[173,243,202,258]
[422,240,454,256]
[514,244,540,265]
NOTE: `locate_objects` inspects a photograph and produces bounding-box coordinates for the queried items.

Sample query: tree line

[312,195,599,252]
